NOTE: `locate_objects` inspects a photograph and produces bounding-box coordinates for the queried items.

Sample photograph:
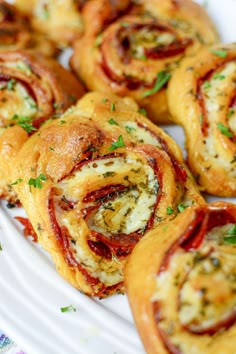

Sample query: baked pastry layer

[71,0,219,124]
[0,50,84,202]
[12,92,203,297]
[0,1,57,56]
[168,43,236,196]
[126,201,236,354]
[13,0,84,48]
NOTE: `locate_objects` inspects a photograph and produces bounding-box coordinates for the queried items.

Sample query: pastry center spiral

[179,247,236,333]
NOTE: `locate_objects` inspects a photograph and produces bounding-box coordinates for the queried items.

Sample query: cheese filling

[54,153,158,285]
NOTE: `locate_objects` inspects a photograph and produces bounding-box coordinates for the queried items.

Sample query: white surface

[0,1,236,353]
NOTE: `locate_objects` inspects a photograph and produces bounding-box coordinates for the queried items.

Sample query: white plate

[0,1,235,353]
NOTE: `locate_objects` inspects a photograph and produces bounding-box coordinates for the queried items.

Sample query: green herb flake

[60,120,66,125]
[223,225,236,244]
[228,108,235,118]
[60,305,76,313]
[125,125,136,133]
[0,242,2,251]
[11,114,36,133]
[103,171,116,178]
[142,71,171,98]
[166,206,174,215]
[137,108,147,116]
[28,174,47,189]
[101,98,108,103]
[217,122,233,138]
[163,225,168,231]
[138,55,147,61]
[203,81,211,90]
[213,73,225,80]
[210,49,228,58]
[11,178,23,186]
[7,79,16,91]
[177,203,187,213]
[119,22,129,27]
[95,34,102,47]
[111,102,116,111]
[49,147,55,151]
[108,118,118,125]
[108,135,126,151]
[69,95,76,103]
[53,102,58,109]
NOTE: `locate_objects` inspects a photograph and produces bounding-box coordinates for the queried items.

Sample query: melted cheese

[55,153,158,285]
[204,61,236,177]
[152,224,236,354]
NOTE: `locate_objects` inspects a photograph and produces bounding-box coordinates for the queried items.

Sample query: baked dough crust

[0,49,84,202]
[12,92,203,297]
[13,0,84,48]
[168,43,236,196]
[125,201,236,354]
[0,1,57,57]
[71,0,219,124]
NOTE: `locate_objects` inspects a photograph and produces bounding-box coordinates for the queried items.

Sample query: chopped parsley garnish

[60,305,76,313]
[108,135,126,150]
[203,80,211,90]
[223,225,236,244]
[138,55,147,61]
[111,102,116,111]
[0,242,2,251]
[69,95,76,103]
[11,114,36,133]
[213,73,225,80]
[125,125,136,133]
[95,34,102,47]
[10,178,23,186]
[142,71,171,98]
[177,203,187,213]
[209,49,228,58]
[103,171,116,178]
[228,108,235,118]
[137,108,147,116]
[108,118,118,125]
[119,22,129,27]
[166,206,174,215]
[217,122,233,137]
[28,174,47,189]
[101,98,108,103]
[7,79,16,91]
[60,120,66,125]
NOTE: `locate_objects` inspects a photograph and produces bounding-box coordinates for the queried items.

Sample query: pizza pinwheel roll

[13,0,84,48]
[0,50,84,202]
[168,43,236,196]
[12,92,203,297]
[126,201,236,354]
[70,0,219,124]
[0,1,57,57]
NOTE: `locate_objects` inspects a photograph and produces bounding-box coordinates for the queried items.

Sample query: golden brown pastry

[0,1,57,57]
[13,0,84,48]
[125,201,236,354]
[168,43,236,197]
[70,0,219,124]
[0,49,84,202]
[12,92,203,297]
